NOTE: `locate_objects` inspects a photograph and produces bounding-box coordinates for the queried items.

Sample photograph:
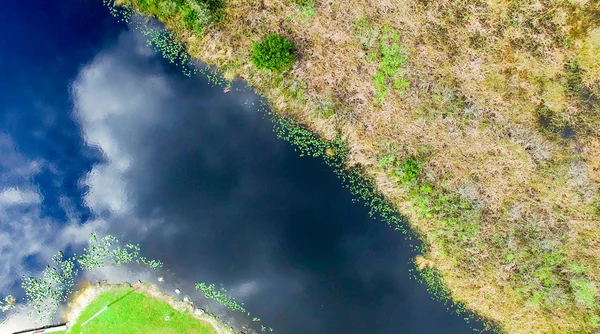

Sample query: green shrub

[251,34,297,72]
[393,158,420,185]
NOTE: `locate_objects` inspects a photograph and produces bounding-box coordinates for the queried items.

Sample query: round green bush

[251,34,297,72]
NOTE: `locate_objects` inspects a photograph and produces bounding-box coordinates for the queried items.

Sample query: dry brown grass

[121,0,600,332]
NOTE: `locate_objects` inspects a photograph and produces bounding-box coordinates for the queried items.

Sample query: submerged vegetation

[107,0,600,332]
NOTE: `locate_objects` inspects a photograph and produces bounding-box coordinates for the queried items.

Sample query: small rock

[137,280,142,284]
[194,308,205,316]
[183,296,190,302]
[158,277,164,283]
[175,288,181,295]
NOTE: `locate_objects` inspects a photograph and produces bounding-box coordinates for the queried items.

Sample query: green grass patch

[570,279,597,308]
[68,288,216,334]
[287,0,316,22]
[366,26,409,104]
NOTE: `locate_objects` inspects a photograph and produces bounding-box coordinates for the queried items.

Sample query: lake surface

[0,1,487,333]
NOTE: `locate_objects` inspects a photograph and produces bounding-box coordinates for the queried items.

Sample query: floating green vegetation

[194,281,276,331]
[410,266,501,332]
[270,114,410,235]
[272,117,347,166]
[103,0,134,22]
[102,0,199,76]
[1,233,162,323]
[142,28,199,76]
[103,0,234,84]
[271,114,502,332]
[251,34,298,73]
[194,283,245,312]
[0,296,15,312]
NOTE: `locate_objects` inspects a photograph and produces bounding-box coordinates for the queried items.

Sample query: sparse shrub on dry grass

[116,0,600,332]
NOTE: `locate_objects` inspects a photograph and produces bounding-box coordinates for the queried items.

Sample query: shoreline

[106,0,600,332]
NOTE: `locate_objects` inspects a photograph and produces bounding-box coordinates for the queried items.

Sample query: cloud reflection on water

[68,26,479,334]
[0,14,484,333]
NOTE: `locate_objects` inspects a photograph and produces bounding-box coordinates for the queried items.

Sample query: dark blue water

[0,1,487,333]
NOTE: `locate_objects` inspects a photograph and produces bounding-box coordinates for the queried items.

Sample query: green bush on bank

[251,34,297,73]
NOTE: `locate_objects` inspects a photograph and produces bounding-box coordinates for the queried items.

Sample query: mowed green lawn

[67,288,217,334]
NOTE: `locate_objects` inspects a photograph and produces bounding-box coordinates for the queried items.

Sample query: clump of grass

[366,26,409,104]
[570,279,597,308]
[251,34,297,73]
[377,148,420,185]
[287,0,316,22]
[353,18,380,50]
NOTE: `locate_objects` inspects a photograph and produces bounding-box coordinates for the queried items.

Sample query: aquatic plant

[103,0,134,22]
[271,115,408,232]
[0,296,15,312]
[194,282,245,312]
[103,0,234,82]
[1,233,161,323]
